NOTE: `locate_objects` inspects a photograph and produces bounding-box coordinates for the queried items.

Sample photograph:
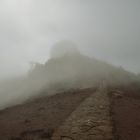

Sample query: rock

[61,136,75,140]
[97,125,112,133]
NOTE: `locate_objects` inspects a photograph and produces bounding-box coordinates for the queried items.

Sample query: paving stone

[52,87,114,140]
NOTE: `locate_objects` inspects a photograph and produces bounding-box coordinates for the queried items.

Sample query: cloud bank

[0,0,140,79]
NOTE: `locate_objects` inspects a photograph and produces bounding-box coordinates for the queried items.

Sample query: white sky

[0,0,140,79]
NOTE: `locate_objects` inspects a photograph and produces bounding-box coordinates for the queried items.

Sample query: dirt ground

[0,88,93,140]
[0,86,140,140]
[110,86,140,140]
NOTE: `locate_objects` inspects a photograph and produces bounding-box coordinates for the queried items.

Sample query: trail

[0,85,139,140]
[52,87,114,140]
[0,87,115,140]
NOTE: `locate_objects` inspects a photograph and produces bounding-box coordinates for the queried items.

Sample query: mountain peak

[50,40,80,58]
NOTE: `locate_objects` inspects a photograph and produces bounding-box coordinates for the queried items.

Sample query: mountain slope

[28,52,136,93]
[0,42,137,109]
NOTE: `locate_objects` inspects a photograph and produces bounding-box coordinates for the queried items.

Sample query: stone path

[52,88,114,140]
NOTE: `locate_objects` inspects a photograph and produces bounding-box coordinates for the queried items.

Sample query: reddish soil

[0,88,93,140]
[111,86,140,140]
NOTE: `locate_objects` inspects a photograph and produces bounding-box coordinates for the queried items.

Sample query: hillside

[28,45,136,94]
[0,44,140,140]
[0,85,140,140]
[0,42,137,110]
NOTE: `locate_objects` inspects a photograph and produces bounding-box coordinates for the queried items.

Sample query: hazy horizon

[0,0,140,79]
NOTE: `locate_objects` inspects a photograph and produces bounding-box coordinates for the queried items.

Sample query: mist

[0,0,140,109]
[0,40,137,110]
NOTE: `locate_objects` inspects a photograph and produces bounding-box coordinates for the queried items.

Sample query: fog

[0,40,137,109]
[0,0,140,78]
[0,0,140,109]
